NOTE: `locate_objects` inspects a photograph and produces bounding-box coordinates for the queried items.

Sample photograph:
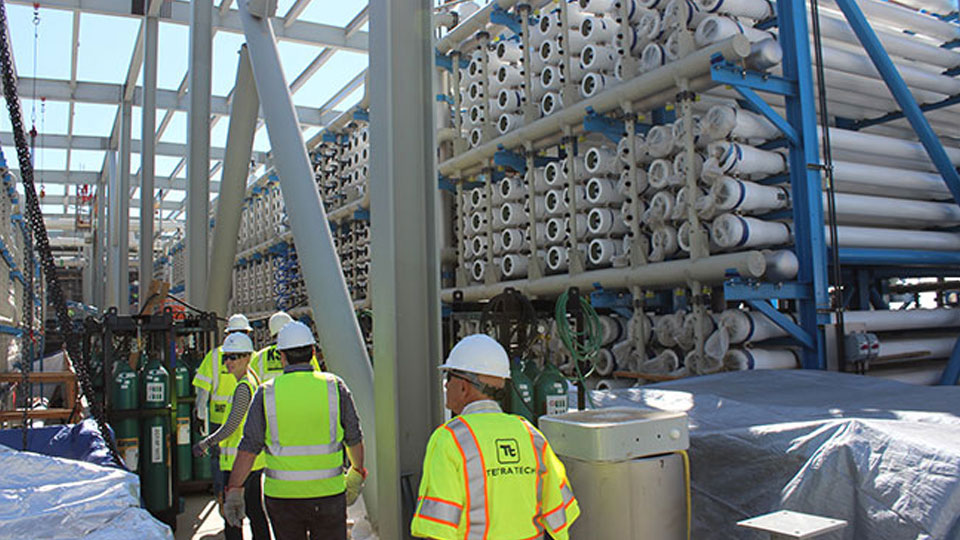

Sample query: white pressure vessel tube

[724,348,798,370]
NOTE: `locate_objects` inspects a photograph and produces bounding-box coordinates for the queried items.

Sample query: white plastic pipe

[700,176,790,216]
[865,365,945,386]
[830,193,960,228]
[724,348,798,370]
[695,15,772,46]
[818,0,960,43]
[839,308,960,333]
[703,104,782,141]
[878,336,958,362]
[695,0,773,19]
[437,0,521,53]
[442,249,771,301]
[829,226,960,251]
[664,0,707,30]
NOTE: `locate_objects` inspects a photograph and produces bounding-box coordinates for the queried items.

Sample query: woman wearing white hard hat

[191,313,253,499]
[193,332,270,540]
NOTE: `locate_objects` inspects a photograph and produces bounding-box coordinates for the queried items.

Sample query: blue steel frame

[716,0,960,376]
[714,0,830,369]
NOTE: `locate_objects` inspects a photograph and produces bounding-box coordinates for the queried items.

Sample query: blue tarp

[0,418,121,469]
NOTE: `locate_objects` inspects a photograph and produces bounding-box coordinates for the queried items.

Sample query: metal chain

[19,215,33,449]
[0,0,122,466]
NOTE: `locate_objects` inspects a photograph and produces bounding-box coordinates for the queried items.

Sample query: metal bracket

[734,86,799,145]
[711,61,798,96]
[747,298,815,349]
[724,280,811,301]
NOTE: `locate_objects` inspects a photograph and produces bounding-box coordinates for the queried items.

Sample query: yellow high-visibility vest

[262,371,345,499]
[218,370,266,472]
[191,346,236,425]
[411,403,580,540]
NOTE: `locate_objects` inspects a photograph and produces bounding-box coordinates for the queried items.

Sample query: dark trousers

[223,469,271,540]
[264,492,346,540]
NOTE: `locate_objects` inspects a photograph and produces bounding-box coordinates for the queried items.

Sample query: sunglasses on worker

[445,371,477,385]
[223,353,247,362]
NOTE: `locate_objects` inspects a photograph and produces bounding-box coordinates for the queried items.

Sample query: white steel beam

[0,132,268,162]
[186,0,212,306]
[141,10,158,293]
[282,0,312,27]
[7,77,338,126]
[42,194,182,211]
[13,169,221,191]
[12,0,369,51]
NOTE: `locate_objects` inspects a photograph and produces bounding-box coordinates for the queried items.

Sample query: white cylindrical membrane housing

[703,105,781,141]
[586,178,626,206]
[495,201,527,229]
[588,238,622,265]
[498,175,526,202]
[695,0,773,19]
[695,15,773,46]
[640,42,666,73]
[497,113,524,134]
[496,88,524,113]
[581,16,619,43]
[712,213,791,249]
[580,72,608,98]
[703,141,787,179]
[724,348,798,370]
[584,146,620,175]
[545,244,568,272]
[540,91,564,116]
[581,44,618,72]
[496,39,524,63]
[645,124,675,158]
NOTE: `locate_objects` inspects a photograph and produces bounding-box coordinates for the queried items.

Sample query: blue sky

[1,1,368,217]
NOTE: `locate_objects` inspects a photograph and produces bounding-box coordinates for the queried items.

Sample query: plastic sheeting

[0,419,120,468]
[586,370,960,539]
[0,444,172,539]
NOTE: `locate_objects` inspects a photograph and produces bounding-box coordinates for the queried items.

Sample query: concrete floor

[174,492,377,540]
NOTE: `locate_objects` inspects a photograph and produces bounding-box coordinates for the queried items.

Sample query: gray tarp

[587,370,960,539]
[0,443,172,539]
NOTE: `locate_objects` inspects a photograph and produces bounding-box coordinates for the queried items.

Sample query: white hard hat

[222,333,254,354]
[269,311,294,337]
[225,314,253,333]
[277,321,316,350]
[440,334,510,379]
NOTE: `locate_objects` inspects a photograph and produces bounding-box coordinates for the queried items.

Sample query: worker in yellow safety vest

[192,313,253,495]
[412,334,580,540]
[224,321,366,540]
[192,332,270,540]
[252,311,321,383]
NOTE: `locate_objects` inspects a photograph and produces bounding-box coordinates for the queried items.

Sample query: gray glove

[224,488,245,528]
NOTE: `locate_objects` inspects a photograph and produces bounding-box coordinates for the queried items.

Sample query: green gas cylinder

[141,352,171,513]
[534,361,569,419]
[507,359,536,423]
[111,359,140,472]
[174,361,192,483]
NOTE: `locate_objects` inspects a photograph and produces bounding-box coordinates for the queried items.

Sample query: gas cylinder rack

[100,307,179,528]
[171,311,219,492]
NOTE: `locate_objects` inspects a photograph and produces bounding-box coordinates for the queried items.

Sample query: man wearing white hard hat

[226,321,366,540]
[251,311,321,383]
[192,313,253,496]
[411,334,580,540]
[193,333,270,540]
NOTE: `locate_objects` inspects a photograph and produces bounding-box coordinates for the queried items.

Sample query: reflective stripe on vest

[524,421,547,534]
[193,373,213,385]
[444,417,489,540]
[416,496,463,529]
[542,480,576,533]
[263,372,345,498]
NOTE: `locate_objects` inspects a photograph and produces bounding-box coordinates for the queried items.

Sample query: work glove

[345,466,366,506]
[223,488,246,528]
[192,442,207,458]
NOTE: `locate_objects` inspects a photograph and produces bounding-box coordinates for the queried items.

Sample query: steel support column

[140,11,158,307]
[93,171,107,307]
[117,99,132,313]
[206,45,259,317]
[186,0,212,306]
[105,150,119,308]
[778,0,828,369]
[236,0,378,520]
[369,0,440,537]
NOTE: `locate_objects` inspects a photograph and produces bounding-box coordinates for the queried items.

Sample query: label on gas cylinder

[177,418,190,444]
[544,394,568,416]
[151,426,163,463]
[146,382,165,403]
[118,438,139,471]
